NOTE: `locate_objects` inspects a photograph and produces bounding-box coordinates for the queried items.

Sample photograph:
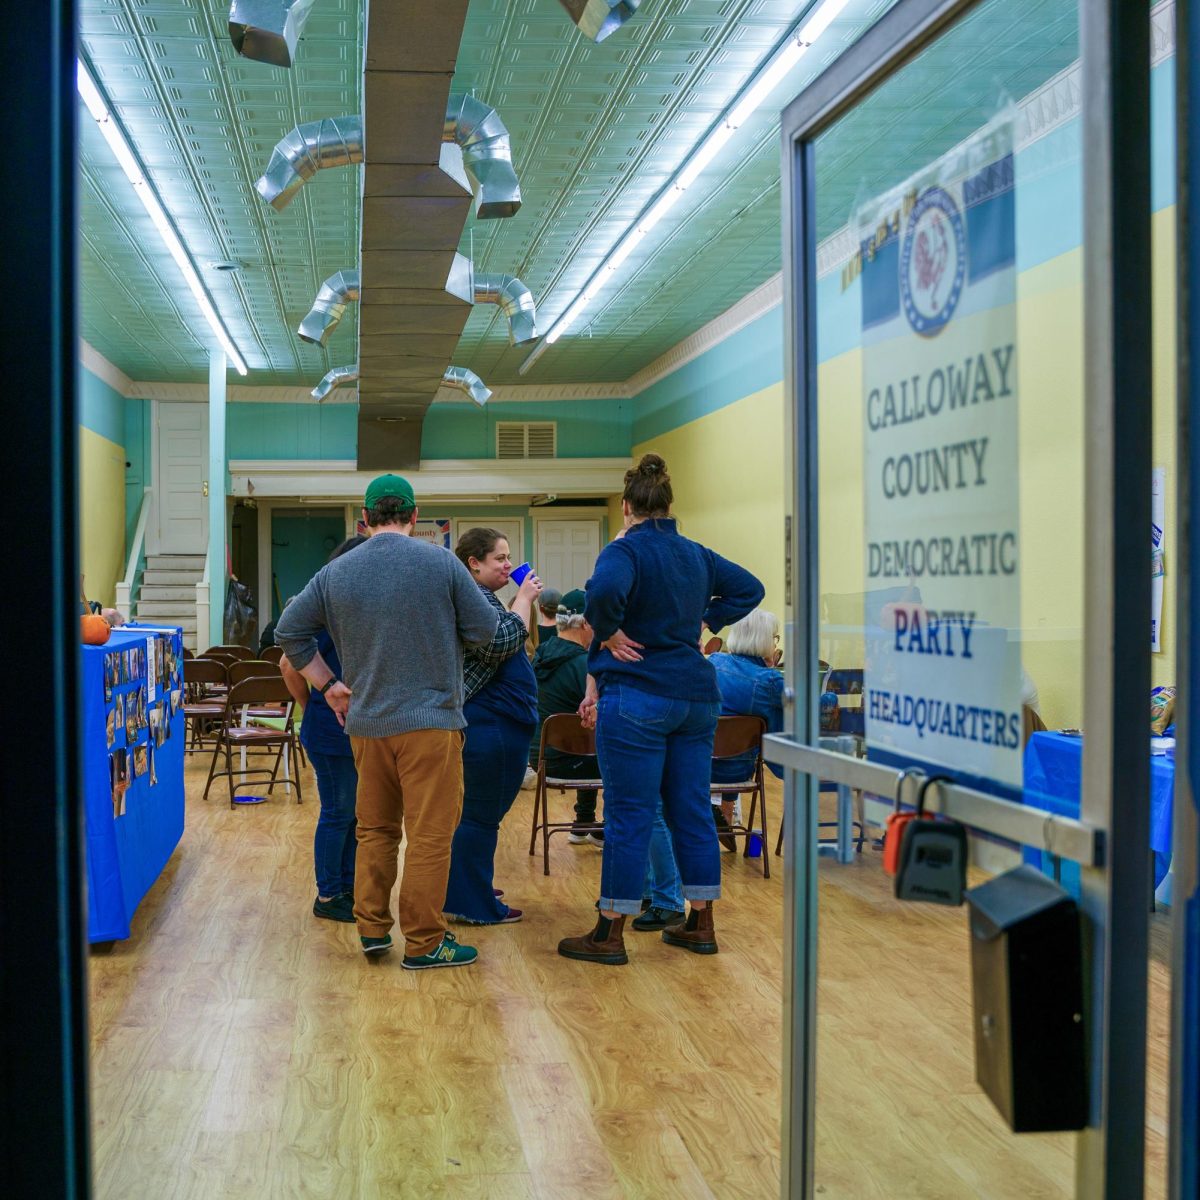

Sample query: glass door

[773,0,1153,1195]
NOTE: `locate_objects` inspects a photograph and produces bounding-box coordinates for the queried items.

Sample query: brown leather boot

[557,914,628,965]
[662,905,718,955]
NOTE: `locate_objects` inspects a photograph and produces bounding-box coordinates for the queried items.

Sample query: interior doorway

[152,402,208,555]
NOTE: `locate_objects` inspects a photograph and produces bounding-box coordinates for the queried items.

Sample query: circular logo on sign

[900,185,966,336]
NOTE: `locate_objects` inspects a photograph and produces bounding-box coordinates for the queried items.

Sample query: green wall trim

[228,398,633,461]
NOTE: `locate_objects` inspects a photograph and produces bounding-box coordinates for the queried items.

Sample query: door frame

[772,0,1151,1195]
[1172,0,1200,1189]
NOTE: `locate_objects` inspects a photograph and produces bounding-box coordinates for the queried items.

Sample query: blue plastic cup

[509,562,533,587]
[746,829,763,857]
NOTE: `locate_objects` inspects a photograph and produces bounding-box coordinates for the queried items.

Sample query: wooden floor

[89,759,1171,1199]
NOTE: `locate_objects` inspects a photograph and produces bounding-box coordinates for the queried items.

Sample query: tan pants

[351,729,464,956]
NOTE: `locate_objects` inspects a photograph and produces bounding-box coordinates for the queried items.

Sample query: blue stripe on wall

[80,365,125,445]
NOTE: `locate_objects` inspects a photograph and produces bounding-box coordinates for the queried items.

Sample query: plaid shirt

[463,584,528,701]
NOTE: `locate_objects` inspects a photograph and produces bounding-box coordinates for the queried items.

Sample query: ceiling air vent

[497,421,557,460]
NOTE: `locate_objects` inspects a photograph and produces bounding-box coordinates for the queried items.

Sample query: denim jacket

[710,652,785,783]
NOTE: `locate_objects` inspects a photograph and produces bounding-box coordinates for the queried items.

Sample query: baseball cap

[364,473,415,510]
[539,587,563,613]
[558,588,587,616]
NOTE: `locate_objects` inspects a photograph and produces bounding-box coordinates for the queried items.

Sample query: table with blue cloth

[1022,731,1174,894]
[83,624,186,942]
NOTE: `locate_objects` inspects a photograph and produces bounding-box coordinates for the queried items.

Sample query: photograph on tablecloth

[109,747,128,818]
[149,743,157,787]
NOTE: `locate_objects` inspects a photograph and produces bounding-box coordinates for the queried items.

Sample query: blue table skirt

[83,625,186,942]
[1023,731,1174,891]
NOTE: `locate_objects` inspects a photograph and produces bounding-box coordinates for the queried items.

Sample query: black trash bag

[224,577,257,645]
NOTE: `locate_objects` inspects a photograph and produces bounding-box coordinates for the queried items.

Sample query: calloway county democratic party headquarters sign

[854,113,1022,789]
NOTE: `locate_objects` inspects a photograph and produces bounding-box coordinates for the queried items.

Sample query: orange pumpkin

[81,614,111,645]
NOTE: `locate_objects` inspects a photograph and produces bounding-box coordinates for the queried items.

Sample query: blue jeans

[444,702,536,922]
[309,750,358,897]
[595,681,721,915]
[643,798,684,911]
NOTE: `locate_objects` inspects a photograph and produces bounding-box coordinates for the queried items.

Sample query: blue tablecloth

[1023,731,1174,891]
[83,625,186,942]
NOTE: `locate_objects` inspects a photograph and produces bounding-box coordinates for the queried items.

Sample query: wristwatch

[318,677,339,695]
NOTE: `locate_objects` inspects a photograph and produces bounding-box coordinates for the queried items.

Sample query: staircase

[133,554,206,651]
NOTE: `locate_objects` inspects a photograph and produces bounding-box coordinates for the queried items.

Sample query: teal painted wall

[80,364,125,445]
[270,510,347,620]
[228,398,632,461]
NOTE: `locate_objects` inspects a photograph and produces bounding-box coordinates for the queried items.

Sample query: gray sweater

[274,532,498,738]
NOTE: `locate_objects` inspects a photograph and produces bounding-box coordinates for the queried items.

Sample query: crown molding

[625,272,783,396]
[79,340,134,396]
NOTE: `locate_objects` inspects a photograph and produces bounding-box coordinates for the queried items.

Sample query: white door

[536,520,601,594]
[154,403,209,553]
[451,518,524,600]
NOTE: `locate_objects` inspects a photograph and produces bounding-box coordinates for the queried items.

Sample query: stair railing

[116,487,151,615]
[195,552,211,651]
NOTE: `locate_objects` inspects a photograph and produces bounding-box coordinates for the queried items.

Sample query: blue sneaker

[360,934,392,955]
[401,931,478,970]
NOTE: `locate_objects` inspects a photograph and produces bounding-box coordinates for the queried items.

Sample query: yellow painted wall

[80,426,126,608]
[633,381,787,626]
[633,208,1178,729]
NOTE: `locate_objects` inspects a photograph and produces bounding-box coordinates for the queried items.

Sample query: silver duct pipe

[474,272,538,345]
[229,0,318,67]
[298,269,359,345]
[443,95,521,220]
[442,366,491,407]
[311,365,358,403]
[557,0,641,42]
[256,115,363,211]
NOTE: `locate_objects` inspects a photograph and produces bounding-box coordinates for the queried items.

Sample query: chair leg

[291,736,302,803]
[759,788,770,879]
[542,778,553,877]
[775,813,784,857]
[528,777,542,857]
[202,730,222,801]
[225,736,236,808]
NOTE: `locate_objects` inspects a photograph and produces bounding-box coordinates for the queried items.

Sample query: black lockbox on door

[965,865,1087,1132]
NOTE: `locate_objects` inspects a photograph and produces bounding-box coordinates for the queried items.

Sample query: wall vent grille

[496,421,557,459]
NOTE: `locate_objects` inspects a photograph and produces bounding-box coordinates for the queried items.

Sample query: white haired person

[709,610,785,846]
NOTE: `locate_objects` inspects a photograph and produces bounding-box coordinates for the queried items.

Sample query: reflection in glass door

[773,0,1154,1195]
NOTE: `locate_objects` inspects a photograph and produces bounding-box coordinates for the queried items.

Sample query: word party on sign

[891,607,977,659]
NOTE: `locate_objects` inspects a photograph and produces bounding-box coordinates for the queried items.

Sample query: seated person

[101,608,126,627]
[536,587,561,646]
[532,588,602,844]
[710,609,785,847]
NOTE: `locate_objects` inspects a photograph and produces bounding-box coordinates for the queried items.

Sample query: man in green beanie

[276,474,498,968]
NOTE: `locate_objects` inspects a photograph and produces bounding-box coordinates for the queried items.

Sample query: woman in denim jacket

[710,611,785,847]
[557,453,763,965]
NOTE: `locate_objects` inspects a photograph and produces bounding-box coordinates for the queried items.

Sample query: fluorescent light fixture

[519,0,852,376]
[76,59,249,376]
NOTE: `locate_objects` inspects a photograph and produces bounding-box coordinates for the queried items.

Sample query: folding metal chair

[202,676,302,808]
[710,715,770,878]
[183,657,228,756]
[528,713,604,876]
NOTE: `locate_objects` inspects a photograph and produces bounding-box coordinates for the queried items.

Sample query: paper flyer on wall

[856,111,1023,788]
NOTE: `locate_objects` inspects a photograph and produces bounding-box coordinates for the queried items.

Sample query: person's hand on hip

[602,629,644,662]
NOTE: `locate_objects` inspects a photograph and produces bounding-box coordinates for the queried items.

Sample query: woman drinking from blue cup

[443,528,543,924]
[557,453,763,964]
